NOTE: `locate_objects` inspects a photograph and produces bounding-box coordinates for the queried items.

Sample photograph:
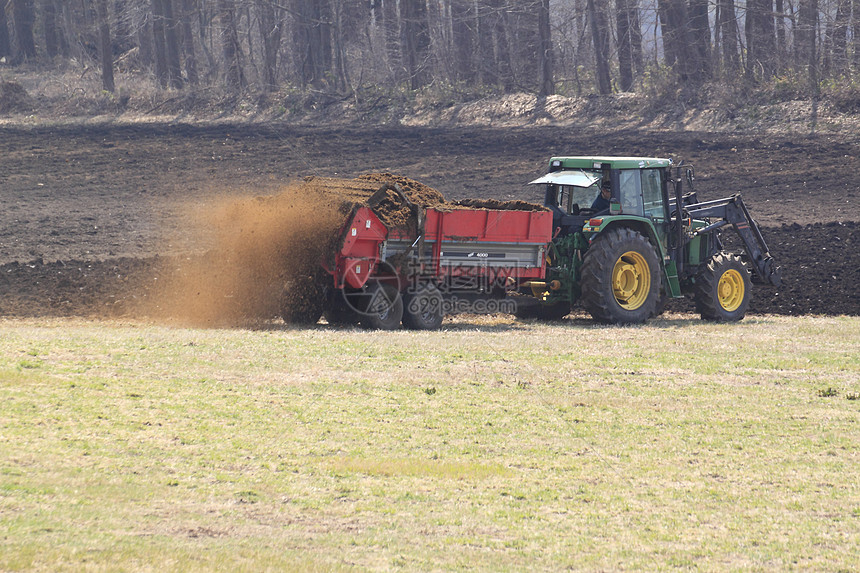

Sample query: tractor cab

[529,156,673,242]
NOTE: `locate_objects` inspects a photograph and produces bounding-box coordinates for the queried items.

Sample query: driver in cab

[591,180,612,212]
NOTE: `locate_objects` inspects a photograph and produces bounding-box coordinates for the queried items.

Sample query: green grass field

[1,314,858,571]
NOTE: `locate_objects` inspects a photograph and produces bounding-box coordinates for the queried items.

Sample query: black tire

[580,227,661,324]
[359,282,403,330]
[402,283,444,330]
[652,291,670,317]
[511,296,569,320]
[281,274,324,325]
[535,301,571,320]
[323,294,361,326]
[693,253,751,322]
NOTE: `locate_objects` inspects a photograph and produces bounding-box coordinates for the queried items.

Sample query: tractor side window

[641,169,665,219]
[619,170,644,216]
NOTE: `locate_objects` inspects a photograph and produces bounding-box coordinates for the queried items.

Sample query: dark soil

[1,123,858,320]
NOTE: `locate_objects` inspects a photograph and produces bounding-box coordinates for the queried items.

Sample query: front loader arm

[684,194,782,287]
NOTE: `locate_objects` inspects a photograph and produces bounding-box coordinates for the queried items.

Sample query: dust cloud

[148,180,348,327]
[143,173,549,327]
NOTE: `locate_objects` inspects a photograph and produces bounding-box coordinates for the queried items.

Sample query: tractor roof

[548,156,673,170]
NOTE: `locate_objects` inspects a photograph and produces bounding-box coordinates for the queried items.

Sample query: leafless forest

[0,1,858,104]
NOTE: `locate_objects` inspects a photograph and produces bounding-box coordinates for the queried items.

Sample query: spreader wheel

[323,294,361,326]
[580,227,661,324]
[402,283,444,330]
[359,281,403,330]
[693,252,751,321]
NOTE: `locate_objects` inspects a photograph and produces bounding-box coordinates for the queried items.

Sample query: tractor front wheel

[693,253,751,321]
[580,227,661,324]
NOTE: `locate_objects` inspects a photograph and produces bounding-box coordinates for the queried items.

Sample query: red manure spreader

[290,158,780,329]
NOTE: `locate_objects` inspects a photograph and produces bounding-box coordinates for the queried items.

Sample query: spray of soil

[147,179,348,327]
[146,173,464,327]
[0,173,546,326]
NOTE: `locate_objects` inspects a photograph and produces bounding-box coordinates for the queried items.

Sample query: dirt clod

[0,81,32,113]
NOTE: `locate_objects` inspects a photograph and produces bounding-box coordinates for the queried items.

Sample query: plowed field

[1,123,858,320]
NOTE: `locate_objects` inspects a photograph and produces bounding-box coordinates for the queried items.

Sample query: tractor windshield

[530,169,604,214]
[558,181,602,213]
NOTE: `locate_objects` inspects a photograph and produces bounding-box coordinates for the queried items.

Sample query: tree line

[0,1,856,99]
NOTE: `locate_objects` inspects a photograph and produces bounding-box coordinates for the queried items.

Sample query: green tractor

[525,156,782,323]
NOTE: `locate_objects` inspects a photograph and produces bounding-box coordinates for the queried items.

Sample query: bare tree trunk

[218,0,245,90]
[538,0,553,96]
[197,2,218,81]
[136,5,153,68]
[587,0,612,94]
[688,0,711,82]
[163,0,184,88]
[616,0,633,91]
[451,0,475,82]
[96,0,115,92]
[755,0,776,78]
[491,0,512,91]
[664,0,694,82]
[853,0,860,69]
[241,3,259,83]
[381,0,402,82]
[656,0,676,68]
[425,0,444,87]
[331,0,350,92]
[774,0,787,72]
[113,0,132,54]
[152,0,170,86]
[256,0,278,90]
[796,0,818,95]
[628,0,643,75]
[796,0,817,67]
[41,0,59,58]
[717,0,739,75]
[745,0,757,79]
[831,0,850,75]
[656,0,692,82]
[477,1,497,86]
[402,0,430,89]
[821,2,834,75]
[180,0,199,85]
[303,0,333,88]
[11,0,37,61]
[0,2,12,59]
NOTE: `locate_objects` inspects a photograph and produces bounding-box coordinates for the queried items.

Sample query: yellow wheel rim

[612,251,651,310]
[718,269,745,312]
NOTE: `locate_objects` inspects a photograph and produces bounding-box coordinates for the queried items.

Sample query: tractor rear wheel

[402,283,444,330]
[359,282,403,330]
[694,253,751,321]
[580,227,660,324]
